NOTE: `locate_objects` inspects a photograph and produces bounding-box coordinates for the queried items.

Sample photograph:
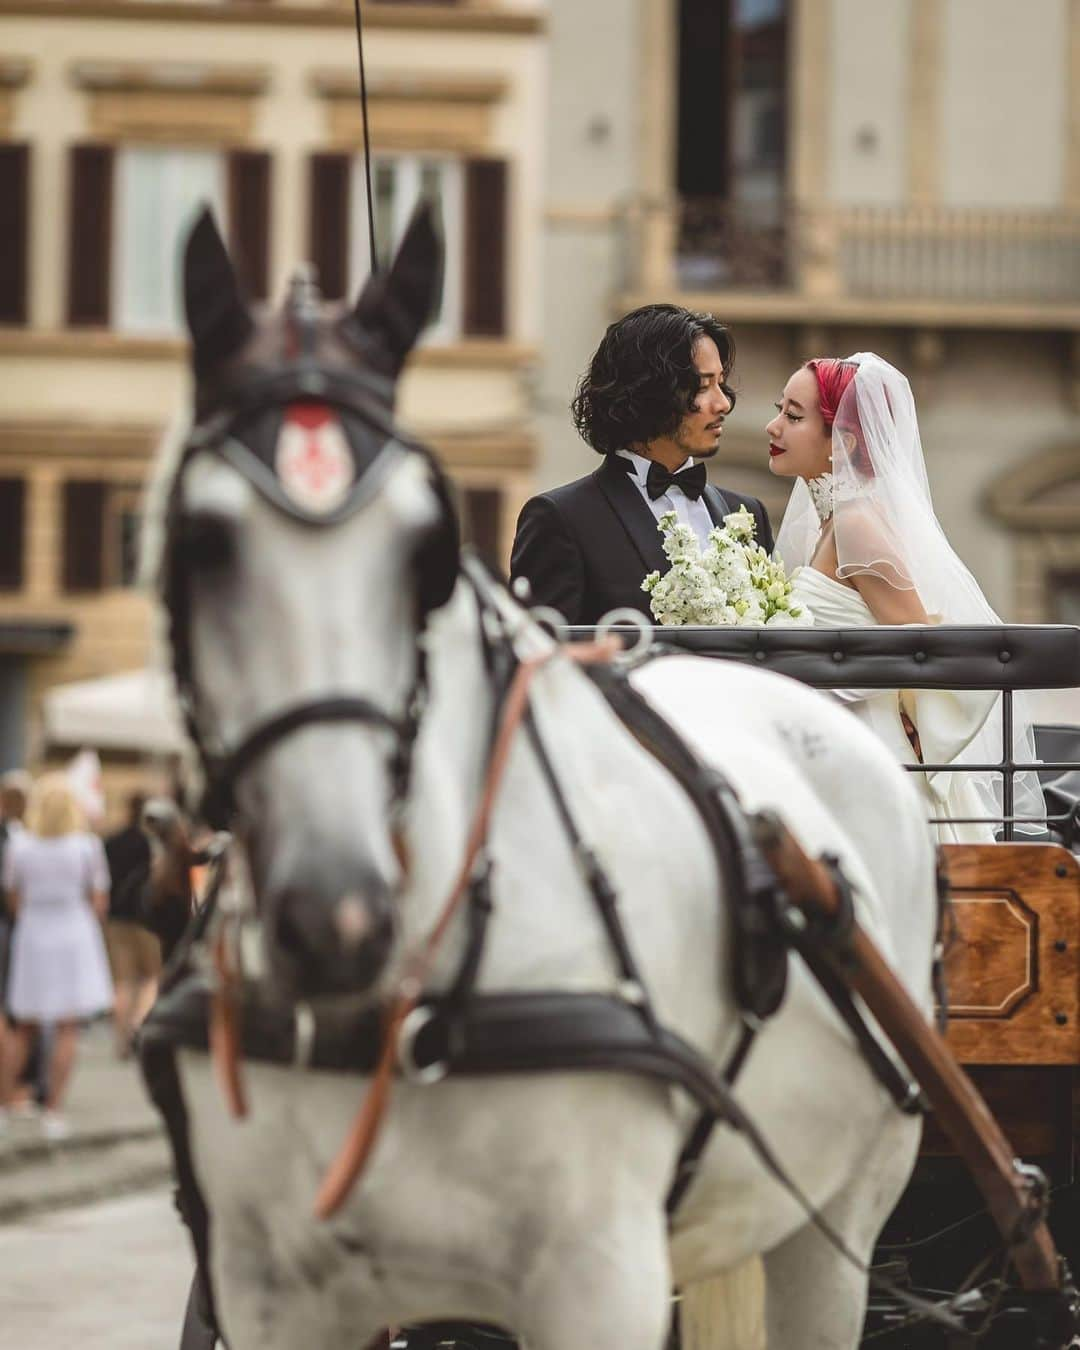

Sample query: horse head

[160,205,459,1002]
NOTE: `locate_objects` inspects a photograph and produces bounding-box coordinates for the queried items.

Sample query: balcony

[621,199,1080,330]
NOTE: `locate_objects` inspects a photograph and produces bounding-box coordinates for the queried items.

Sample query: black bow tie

[641,459,707,502]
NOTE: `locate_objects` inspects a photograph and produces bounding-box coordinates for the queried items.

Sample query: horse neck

[402,583,497,929]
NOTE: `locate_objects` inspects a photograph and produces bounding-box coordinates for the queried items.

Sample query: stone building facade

[0,0,545,776]
[539,0,1080,624]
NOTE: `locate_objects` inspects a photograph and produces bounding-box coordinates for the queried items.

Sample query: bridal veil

[775,352,1044,834]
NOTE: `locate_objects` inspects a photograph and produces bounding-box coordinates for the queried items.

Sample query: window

[114,146,226,334]
[677,0,787,204]
[0,478,25,590]
[676,0,788,288]
[309,152,506,340]
[61,479,143,592]
[0,145,29,325]
[460,486,503,568]
[107,485,144,588]
[67,143,271,330]
[350,154,464,343]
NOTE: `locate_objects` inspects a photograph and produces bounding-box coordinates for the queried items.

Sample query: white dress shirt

[615,448,716,550]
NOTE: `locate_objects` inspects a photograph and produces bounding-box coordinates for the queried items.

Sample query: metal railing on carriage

[561,622,1080,843]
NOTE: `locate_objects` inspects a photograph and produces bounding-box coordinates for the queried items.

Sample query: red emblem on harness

[275,403,354,514]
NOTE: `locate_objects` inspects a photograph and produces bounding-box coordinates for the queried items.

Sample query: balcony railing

[624,198,1080,307]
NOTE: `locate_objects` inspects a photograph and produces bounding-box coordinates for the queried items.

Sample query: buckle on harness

[396,1006,450,1085]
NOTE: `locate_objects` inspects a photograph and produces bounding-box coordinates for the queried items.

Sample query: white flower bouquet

[642,506,813,627]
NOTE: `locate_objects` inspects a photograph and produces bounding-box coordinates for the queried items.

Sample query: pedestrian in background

[0,773,113,1140]
[104,791,160,1058]
[0,770,31,1116]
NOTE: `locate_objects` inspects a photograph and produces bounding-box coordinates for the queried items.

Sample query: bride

[765,352,1042,844]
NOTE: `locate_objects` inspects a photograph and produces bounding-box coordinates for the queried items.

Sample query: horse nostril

[334,893,375,950]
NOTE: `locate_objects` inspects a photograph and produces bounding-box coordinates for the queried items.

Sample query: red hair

[805,358,873,475]
[804,359,857,430]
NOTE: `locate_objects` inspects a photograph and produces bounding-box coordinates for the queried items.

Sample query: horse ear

[183,206,254,378]
[346,200,442,376]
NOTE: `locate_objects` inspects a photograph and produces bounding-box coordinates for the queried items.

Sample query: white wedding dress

[790,566,998,844]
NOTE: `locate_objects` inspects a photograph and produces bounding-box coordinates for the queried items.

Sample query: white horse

[152,207,938,1350]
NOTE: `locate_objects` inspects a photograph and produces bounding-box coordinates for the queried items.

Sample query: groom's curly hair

[571,304,736,456]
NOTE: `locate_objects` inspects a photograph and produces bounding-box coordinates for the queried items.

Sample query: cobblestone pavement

[0,1188,193,1350]
[0,1019,170,1223]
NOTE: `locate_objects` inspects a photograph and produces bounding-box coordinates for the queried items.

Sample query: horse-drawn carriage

[137,205,1080,1350]
[563,620,1080,1347]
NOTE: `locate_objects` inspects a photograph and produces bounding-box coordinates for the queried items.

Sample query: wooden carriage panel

[940,844,1080,1065]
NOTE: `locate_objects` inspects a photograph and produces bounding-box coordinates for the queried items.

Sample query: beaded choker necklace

[807,473,834,525]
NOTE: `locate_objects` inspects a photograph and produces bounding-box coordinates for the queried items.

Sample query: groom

[511,304,773,624]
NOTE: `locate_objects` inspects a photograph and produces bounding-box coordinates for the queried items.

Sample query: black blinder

[415,455,460,618]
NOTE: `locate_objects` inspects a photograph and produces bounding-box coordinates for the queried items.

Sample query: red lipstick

[769,444,785,458]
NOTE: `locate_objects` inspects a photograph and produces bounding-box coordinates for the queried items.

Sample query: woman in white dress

[0,773,113,1139]
[765,352,1042,843]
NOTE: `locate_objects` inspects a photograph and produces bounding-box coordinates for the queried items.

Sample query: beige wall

[536,0,651,492]
[828,0,911,206]
[941,0,1067,207]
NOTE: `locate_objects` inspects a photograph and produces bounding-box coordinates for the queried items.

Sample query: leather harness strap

[752,810,1065,1297]
[311,635,622,1219]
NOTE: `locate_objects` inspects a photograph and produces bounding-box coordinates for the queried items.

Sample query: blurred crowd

[0,768,170,1141]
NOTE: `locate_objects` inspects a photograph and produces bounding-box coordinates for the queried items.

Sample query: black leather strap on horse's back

[155,856,224,998]
[583,663,789,1024]
[439,562,524,1011]
[521,704,664,1040]
[139,1032,220,1338]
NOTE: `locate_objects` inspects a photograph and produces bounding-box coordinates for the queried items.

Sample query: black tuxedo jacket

[510,455,774,625]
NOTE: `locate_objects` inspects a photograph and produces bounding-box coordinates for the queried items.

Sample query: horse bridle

[161,360,458,830]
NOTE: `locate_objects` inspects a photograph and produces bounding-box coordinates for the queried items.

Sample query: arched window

[987,445,1080,621]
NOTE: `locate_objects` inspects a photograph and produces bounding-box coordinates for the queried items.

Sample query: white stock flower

[643,505,811,628]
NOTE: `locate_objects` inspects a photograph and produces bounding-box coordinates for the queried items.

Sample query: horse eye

[180,511,236,573]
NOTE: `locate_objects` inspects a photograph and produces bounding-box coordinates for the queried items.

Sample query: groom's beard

[674,431,723,461]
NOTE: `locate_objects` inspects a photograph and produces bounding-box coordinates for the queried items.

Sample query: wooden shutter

[461,487,502,569]
[309,153,351,303]
[66,145,114,327]
[228,150,271,302]
[0,478,25,590]
[0,145,29,325]
[62,480,107,592]
[463,158,508,337]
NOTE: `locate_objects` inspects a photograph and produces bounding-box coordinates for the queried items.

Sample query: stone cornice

[0,417,537,472]
[70,60,271,95]
[617,291,1080,334]
[311,69,507,102]
[0,329,537,369]
[0,1,544,35]
[420,427,535,471]
[0,419,159,458]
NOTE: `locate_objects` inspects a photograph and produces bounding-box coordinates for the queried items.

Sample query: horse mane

[138,407,191,595]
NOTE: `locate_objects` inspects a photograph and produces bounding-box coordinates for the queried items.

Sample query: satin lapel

[595,457,668,573]
[703,485,731,528]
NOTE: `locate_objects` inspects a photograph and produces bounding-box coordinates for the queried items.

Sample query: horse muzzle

[268,873,397,1000]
